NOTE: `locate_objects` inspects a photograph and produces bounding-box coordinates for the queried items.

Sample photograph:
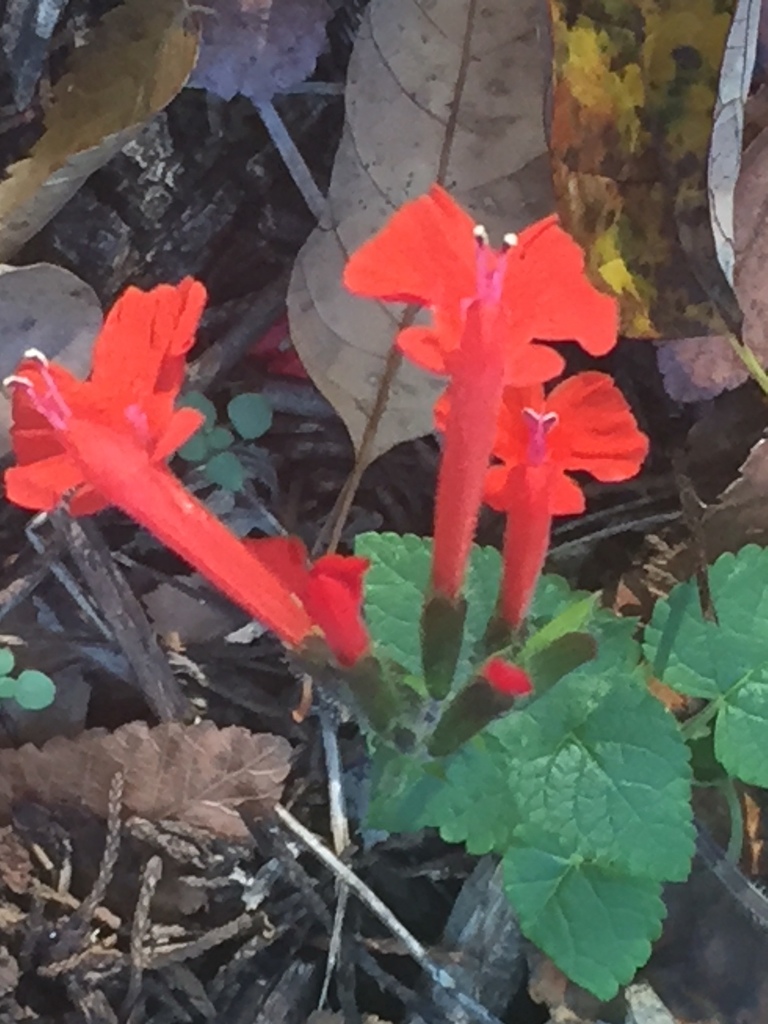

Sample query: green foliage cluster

[177,391,273,491]
[0,648,55,709]
[354,535,768,999]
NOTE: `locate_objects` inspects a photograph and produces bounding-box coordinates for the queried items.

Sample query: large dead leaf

[658,122,768,400]
[287,0,554,462]
[0,263,101,454]
[0,722,291,840]
[0,0,199,260]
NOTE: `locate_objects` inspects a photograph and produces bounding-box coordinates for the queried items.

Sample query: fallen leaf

[287,0,554,462]
[0,826,33,896]
[0,721,291,840]
[0,263,101,454]
[658,121,768,400]
[701,435,768,556]
[0,0,199,260]
[547,0,742,341]
[190,0,332,103]
[143,578,243,644]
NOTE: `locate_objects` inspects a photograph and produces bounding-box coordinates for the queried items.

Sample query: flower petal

[5,457,97,512]
[152,407,206,463]
[502,218,618,357]
[306,554,371,666]
[547,372,649,480]
[343,185,475,306]
[483,658,533,697]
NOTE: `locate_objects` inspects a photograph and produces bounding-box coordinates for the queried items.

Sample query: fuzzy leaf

[644,543,768,785]
[503,841,665,1000]
[355,532,500,685]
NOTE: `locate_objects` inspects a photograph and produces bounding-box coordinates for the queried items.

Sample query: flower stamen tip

[3,374,33,391]
[473,224,490,247]
[502,232,519,250]
[22,349,49,365]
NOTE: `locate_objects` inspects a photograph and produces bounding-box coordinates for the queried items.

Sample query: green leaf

[228,392,273,439]
[355,532,500,687]
[366,744,448,833]
[204,452,245,491]
[0,649,15,676]
[177,432,210,463]
[14,670,55,710]
[0,677,16,699]
[180,391,216,427]
[643,545,768,785]
[431,670,693,880]
[207,426,235,451]
[503,841,665,1000]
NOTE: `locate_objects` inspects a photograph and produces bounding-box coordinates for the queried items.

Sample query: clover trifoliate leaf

[14,670,55,710]
[180,391,216,427]
[228,392,273,439]
[207,426,235,451]
[503,838,665,1000]
[177,432,210,463]
[205,452,245,492]
[643,544,768,785]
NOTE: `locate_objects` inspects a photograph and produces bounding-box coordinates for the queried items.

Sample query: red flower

[343,184,618,386]
[252,537,371,667]
[2,280,333,655]
[344,186,618,604]
[485,372,649,627]
[7,279,206,515]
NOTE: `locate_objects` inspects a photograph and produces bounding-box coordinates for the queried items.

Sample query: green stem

[727,334,768,396]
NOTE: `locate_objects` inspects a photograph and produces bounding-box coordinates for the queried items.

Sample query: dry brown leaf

[287,0,553,462]
[0,722,291,840]
[0,0,199,259]
[0,826,33,896]
[0,263,101,453]
[702,436,768,557]
[659,121,768,401]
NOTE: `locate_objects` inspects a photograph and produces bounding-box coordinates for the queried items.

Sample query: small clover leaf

[14,670,55,710]
[0,677,16,699]
[643,544,768,786]
[228,393,273,439]
[0,649,15,675]
[207,426,235,451]
[204,452,245,492]
[180,391,217,427]
[177,432,210,463]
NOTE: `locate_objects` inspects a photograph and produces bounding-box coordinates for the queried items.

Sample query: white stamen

[3,374,33,390]
[473,224,490,246]
[22,348,49,365]
[502,232,519,250]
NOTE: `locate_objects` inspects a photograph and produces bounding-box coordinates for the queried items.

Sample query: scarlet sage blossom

[7,279,207,515]
[485,372,649,628]
[248,536,371,668]
[344,184,618,602]
[3,281,368,663]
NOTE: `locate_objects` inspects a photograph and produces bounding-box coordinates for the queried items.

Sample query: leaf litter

[4,0,768,1021]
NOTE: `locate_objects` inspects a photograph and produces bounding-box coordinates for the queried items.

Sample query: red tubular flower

[252,537,371,667]
[482,659,533,697]
[7,279,207,515]
[344,185,618,603]
[485,372,649,627]
[3,280,366,660]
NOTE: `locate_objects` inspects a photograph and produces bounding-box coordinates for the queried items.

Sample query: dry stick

[51,512,191,722]
[319,0,478,557]
[273,804,505,1024]
[317,705,351,1009]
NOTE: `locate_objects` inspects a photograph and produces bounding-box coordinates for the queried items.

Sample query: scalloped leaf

[643,543,768,785]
